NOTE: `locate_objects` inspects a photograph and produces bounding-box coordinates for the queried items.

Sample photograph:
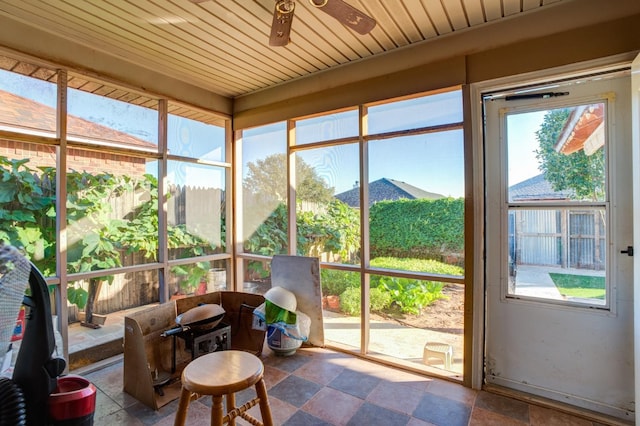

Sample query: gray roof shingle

[335,178,444,207]
[509,173,573,201]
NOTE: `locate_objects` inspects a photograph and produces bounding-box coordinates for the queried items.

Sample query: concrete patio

[67,302,463,378]
[66,265,604,376]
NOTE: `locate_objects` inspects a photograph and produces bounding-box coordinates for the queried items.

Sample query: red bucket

[48,375,97,426]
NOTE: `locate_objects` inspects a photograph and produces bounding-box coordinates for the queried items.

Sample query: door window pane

[507,103,606,203]
[508,207,606,305]
[505,104,608,307]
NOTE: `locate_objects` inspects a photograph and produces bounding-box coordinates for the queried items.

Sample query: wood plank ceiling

[0,0,564,100]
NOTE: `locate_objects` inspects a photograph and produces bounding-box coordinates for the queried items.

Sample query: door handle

[621,246,634,256]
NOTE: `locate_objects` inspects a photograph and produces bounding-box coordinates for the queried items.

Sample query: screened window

[167,109,225,162]
[367,90,463,134]
[67,83,158,150]
[295,109,359,145]
[368,130,465,273]
[240,123,288,256]
[166,160,225,260]
[0,146,57,276]
[66,158,159,275]
[0,66,57,137]
[295,144,361,264]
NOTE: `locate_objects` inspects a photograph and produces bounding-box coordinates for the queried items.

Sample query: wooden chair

[174,350,273,426]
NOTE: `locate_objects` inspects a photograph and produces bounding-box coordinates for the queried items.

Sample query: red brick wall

[0,139,147,176]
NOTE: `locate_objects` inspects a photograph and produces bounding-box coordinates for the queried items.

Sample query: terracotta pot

[326,295,340,310]
[170,293,187,301]
[196,282,207,295]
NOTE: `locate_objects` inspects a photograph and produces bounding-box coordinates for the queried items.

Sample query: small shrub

[370,287,392,312]
[321,269,359,296]
[339,286,392,316]
[339,287,360,316]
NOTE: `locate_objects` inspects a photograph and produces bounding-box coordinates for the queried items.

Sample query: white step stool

[422,342,453,370]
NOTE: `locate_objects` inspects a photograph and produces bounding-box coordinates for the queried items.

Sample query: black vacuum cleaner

[0,246,97,426]
[11,263,96,426]
[12,263,67,425]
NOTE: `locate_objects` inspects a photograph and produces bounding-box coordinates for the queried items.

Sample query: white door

[484,70,634,420]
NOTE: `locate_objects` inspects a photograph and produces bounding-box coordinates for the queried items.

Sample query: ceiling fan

[268,0,376,46]
[188,0,376,47]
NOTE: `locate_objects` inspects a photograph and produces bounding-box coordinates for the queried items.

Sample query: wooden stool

[174,350,273,426]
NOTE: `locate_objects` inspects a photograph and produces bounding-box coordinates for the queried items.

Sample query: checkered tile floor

[80,346,614,425]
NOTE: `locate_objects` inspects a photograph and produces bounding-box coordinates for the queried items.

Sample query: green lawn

[548,272,605,300]
[370,257,463,275]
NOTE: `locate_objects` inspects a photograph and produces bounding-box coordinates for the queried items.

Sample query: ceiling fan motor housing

[269,0,376,47]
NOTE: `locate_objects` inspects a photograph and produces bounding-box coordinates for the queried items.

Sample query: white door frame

[470,52,638,394]
[631,52,640,426]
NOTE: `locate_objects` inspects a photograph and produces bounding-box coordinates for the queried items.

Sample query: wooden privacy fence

[67,184,225,322]
[67,254,159,322]
[509,208,605,271]
[167,184,224,243]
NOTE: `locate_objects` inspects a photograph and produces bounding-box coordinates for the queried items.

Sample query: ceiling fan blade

[310,0,376,35]
[269,0,295,46]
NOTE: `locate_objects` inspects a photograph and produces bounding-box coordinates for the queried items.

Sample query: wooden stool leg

[211,395,224,426]
[226,393,236,426]
[174,388,192,426]
[255,378,273,426]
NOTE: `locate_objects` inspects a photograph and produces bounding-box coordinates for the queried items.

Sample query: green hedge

[369,197,464,260]
[246,197,464,268]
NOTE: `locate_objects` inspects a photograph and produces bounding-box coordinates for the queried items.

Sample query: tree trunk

[82,278,103,328]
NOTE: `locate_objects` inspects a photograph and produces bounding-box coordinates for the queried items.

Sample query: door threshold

[483,383,633,426]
